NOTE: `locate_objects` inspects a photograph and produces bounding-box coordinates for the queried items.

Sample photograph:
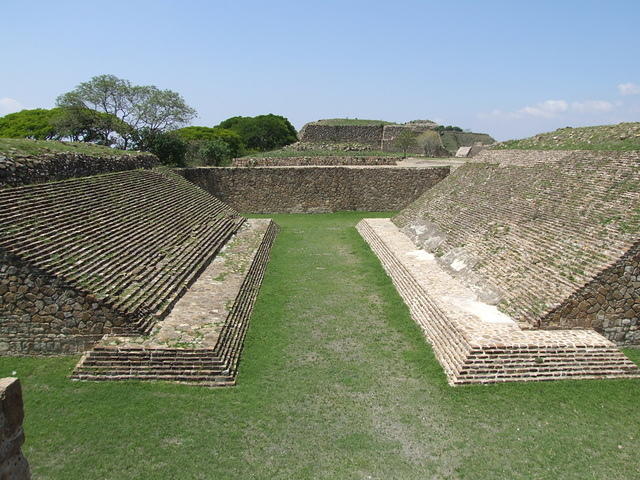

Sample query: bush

[135,129,187,166]
[197,139,231,166]
[174,126,244,158]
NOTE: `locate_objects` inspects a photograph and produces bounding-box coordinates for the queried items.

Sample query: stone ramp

[357,218,639,385]
[71,219,278,386]
[0,169,243,334]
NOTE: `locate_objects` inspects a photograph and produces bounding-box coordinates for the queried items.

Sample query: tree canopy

[174,126,244,158]
[218,114,297,151]
[56,74,196,147]
[0,108,63,140]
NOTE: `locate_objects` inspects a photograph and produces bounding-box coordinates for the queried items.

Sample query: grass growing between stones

[1,212,639,479]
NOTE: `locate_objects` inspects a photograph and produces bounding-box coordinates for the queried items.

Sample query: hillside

[0,137,137,157]
[495,122,640,151]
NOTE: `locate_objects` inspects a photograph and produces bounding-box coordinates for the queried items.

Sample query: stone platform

[71,218,278,386]
[357,218,639,385]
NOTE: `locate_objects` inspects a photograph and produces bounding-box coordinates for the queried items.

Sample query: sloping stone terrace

[393,151,639,343]
[0,169,244,353]
[72,219,278,386]
[358,218,639,385]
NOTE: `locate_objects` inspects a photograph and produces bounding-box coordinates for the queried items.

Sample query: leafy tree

[51,107,131,145]
[416,131,444,157]
[393,129,419,158]
[134,129,187,166]
[56,74,196,147]
[218,114,297,151]
[0,108,63,139]
[174,126,244,158]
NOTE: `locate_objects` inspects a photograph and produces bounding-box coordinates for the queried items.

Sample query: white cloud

[617,82,640,96]
[571,100,614,113]
[518,100,568,118]
[0,97,23,115]
[479,98,618,120]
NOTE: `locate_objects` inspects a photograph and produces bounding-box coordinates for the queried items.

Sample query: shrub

[174,126,244,158]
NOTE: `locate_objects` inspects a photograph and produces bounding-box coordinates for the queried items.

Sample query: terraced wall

[298,124,384,146]
[0,152,158,188]
[177,166,450,213]
[232,156,398,167]
[393,150,640,344]
[0,169,243,354]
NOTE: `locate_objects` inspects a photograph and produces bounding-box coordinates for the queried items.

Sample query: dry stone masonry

[0,169,245,354]
[176,166,449,213]
[393,150,640,345]
[0,378,30,479]
[0,152,158,188]
[358,218,639,385]
[231,156,398,167]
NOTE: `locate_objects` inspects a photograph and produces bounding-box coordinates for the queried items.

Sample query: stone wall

[542,242,639,344]
[0,152,158,188]
[298,124,384,147]
[393,151,640,344]
[0,251,133,355]
[231,156,398,167]
[0,378,30,480]
[176,166,450,213]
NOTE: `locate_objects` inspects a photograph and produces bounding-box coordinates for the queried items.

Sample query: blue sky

[1,0,639,140]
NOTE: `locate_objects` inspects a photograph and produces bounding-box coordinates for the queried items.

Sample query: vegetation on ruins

[2,212,639,479]
[494,122,640,151]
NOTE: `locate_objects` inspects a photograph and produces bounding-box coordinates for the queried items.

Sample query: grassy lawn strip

[0,137,139,157]
[1,212,639,479]
[311,118,397,126]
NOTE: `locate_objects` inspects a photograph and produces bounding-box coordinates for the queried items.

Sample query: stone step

[357,218,640,386]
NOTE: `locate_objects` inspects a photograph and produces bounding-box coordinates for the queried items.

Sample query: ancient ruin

[298,119,494,155]
[358,149,639,384]
[0,156,277,385]
[0,142,638,388]
[0,378,30,480]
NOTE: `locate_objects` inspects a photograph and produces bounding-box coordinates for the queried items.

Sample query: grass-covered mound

[0,137,137,157]
[495,122,640,151]
[3,212,640,479]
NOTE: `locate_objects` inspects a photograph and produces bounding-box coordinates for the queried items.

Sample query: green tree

[197,139,231,166]
[416,131,444,157]
[56,74,196,147]
[134,129,187,166]
[393,129,419,158]
[51,107,131,145]
[0,108,63,139]
[218,114,297,151]
[174,126,245,158]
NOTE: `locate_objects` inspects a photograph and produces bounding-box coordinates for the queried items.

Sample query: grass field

[2,212,639,479]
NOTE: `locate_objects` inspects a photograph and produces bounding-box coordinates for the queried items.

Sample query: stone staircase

[72,219,278,386]
[0,169,244,333]
[357,218,639,385]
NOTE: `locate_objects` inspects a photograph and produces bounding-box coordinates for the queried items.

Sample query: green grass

[0,137,139,157]
[311,118,397,126]
[2,212,640,479]
[494,122,640,151]
[240,148,406,159]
